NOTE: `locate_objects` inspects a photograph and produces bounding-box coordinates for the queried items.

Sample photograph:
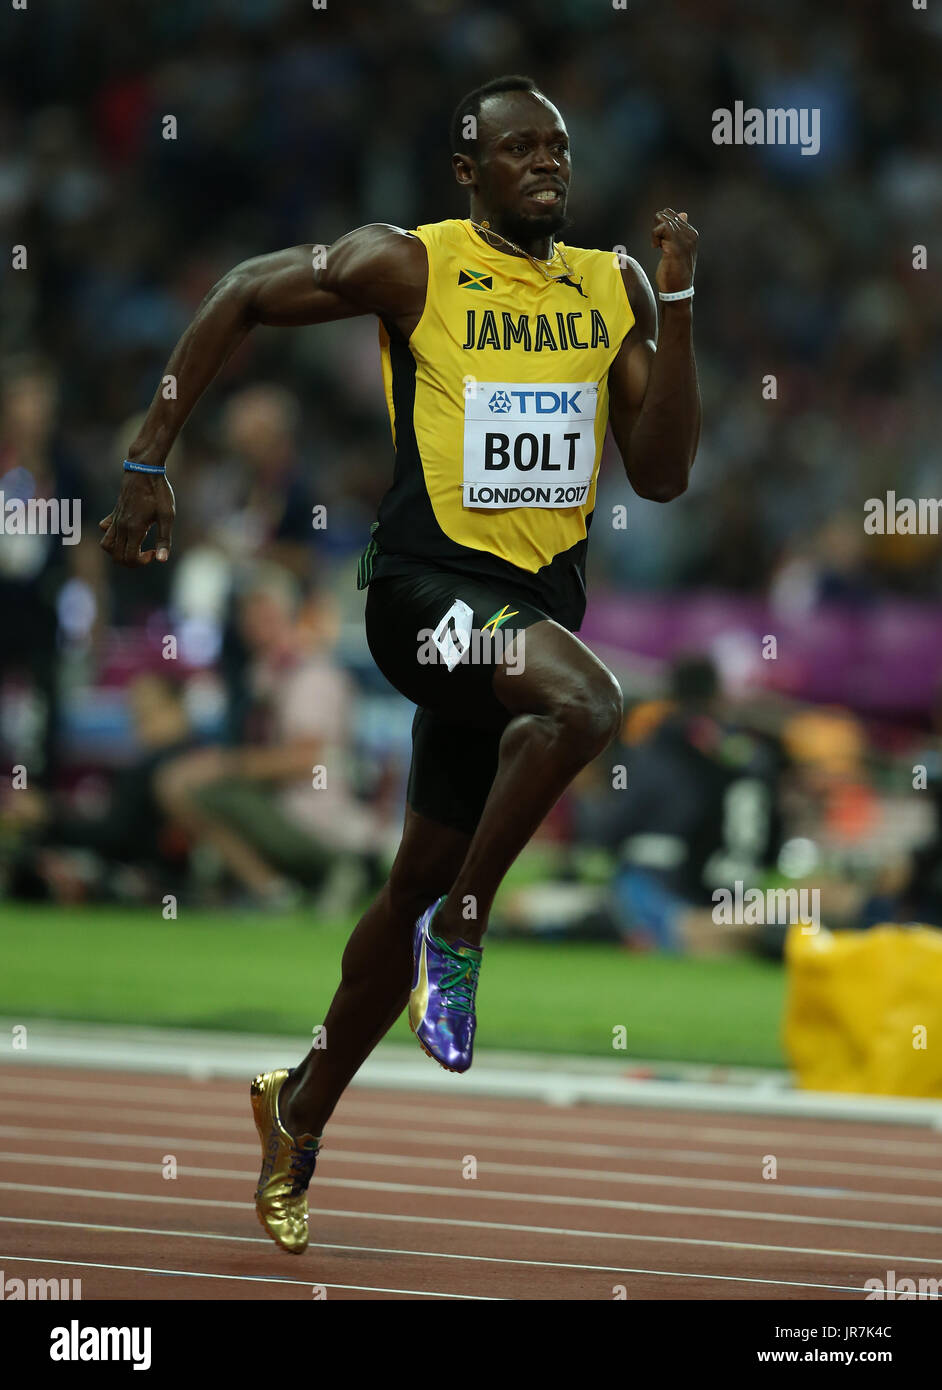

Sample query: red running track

[1,1064,941,1300]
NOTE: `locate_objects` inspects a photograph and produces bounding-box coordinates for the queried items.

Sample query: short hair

[450,75,544,156]
[239,563,301,617]
[669,655,719,704]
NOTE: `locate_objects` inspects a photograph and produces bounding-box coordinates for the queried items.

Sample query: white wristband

[658,286,695,301]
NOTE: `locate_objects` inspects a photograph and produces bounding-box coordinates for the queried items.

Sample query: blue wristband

[124,459,166,475]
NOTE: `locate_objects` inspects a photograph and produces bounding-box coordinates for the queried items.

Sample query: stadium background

[1,0,941,1075]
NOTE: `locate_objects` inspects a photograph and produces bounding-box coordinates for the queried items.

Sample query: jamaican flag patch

[458,268,493,291]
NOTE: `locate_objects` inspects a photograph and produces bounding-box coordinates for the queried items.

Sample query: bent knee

[553,672,623,756]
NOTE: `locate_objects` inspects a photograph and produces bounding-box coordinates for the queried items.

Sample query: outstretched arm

[607,208,701,503]
[100,226,427,566]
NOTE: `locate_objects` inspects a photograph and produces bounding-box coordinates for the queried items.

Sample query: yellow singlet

[359,218,635,629]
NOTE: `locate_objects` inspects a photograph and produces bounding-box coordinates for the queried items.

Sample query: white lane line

[1,1148,937,1209]
[5,1099,268,1136]
[20,1091,940,1178]
[2,1123,938,1186]
[0,1248,881,1298]
[0,1254,498,1299]
[4,1213,942,1271]
[331,1099,942,1154]
[6,1044,940,1131]
[0,1074,248,1110]
[1,1179,939,1237]
[3,1073,940,1156]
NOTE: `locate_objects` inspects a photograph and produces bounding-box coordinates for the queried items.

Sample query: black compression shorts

[364,567,552,836]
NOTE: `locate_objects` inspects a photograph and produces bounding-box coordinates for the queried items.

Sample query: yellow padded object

[783,923,942,1097]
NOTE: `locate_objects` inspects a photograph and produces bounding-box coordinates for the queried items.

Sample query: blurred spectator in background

[769,515,878,615]
[893,688,942,927]
[154,566,383,910]
[498,655,788,953]
[780,707,880,852]
[578,656,785,953]
[210,384,322,739]
[0,356,103,786]
[202,384,319,584]
[2,672,196,901]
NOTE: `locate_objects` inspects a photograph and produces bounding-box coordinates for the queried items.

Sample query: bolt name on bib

[463,381,599,510]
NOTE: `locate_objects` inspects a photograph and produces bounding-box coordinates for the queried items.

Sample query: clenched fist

[651,207,698,295]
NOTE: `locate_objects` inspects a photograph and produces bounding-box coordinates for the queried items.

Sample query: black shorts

[364,567,552,835]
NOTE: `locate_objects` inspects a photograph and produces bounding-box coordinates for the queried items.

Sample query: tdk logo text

[487,389,582,415]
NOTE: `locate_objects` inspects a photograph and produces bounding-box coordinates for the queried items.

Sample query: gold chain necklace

[470,219,584,291]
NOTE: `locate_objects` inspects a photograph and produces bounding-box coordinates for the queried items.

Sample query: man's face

[457,91,571,244]
[1,371,57,444]
[239,591,290,653]
[223,388,295,471]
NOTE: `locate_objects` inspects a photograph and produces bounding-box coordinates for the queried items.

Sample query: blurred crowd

[1,0,940,937]
[545,657,942,954]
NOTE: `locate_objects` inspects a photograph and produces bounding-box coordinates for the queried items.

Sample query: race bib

[462,381,599,509]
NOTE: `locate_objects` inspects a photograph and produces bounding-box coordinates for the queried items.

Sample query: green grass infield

[0,904,786,1067]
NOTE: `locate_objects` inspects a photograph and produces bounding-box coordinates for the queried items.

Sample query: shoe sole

[253,1203,307,1254]
[409,1015,467,1075]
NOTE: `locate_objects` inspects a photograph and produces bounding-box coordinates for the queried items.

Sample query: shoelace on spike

[288,1144,319,1196]
[438,947,481,1015]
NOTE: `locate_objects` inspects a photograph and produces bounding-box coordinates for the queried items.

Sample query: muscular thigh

[365,567,621,832]
[364,568,548,727]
